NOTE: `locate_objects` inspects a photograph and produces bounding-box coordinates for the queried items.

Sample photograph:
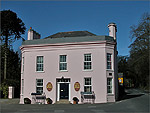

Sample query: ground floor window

[107,78,113,94]
[84,78,92,92]
[36,79,43,94]
[22,79,24,94]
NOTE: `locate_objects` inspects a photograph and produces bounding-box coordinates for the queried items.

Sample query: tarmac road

[0,88,149,113]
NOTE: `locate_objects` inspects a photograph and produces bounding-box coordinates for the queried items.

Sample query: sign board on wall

[118,78,123,84]
[46,82,53,91]
[74,82,80,91]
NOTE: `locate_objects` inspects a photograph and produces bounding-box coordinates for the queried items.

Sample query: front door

[60,83,69,99]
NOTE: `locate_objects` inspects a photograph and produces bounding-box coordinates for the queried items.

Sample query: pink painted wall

[20,41,117,104]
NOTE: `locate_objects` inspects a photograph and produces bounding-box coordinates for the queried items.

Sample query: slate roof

[22,35,115,46]
[45,31,96,39]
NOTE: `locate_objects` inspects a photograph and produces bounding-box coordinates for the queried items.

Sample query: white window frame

[84,54,92,70]
[107,53,112,70]
[36,56,44,72]
[22,57,24,72]
[107,78,113,94]
[59,55,67,71]
[84,78,92,92]
[36,79,43,94]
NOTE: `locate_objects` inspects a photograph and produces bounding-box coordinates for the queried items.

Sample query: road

[0,88,149,113]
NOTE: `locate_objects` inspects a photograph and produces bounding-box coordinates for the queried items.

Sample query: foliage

[0,79,20,98]
[0,83,8,98]
[1,45,21,98]
[73,97,79,101]
[1,9,26,80]
[118,56,129,77]
[1,9,26,45]
[1,45,21,81]
[128,12,149,89]
[24,98,31,104]
[46,98,53,104]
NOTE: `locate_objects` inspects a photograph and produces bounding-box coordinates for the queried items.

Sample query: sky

[1,1,149,56]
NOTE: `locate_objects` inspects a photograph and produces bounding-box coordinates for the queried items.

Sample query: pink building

[20,23,118,104]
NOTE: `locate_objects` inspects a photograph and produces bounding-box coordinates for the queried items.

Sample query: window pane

[37,56,43,63]
[107,53,111,61]
[84,54,92,70]
[107,86,112,93]
[85,78,91,85]
[84,62,91,70]
[84,86,91,92]
[84,54,91,61]
[60,55,66,62]
[22,57,24,72]
[107,53,112,69]
[107,78,112,94]
[107,62,111,69]
[59,63,67,70]
[59,55,67,71]
[36,79,43,94]
[36,87,43,93]
[36,56,44,71]
[84,78,92,92]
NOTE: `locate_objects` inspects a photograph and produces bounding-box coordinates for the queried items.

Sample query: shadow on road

[118,88,145,101]
[120,94,144,100]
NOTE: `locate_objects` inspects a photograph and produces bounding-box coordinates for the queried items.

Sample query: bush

[24,98,31,104]
[0,79,20,98]
[46,98,53,104]
[0,84,8,98]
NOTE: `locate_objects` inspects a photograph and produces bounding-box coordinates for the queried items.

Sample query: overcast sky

[1,1,149,56]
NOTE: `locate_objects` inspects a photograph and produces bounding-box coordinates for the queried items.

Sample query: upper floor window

[36,79,43,94]
[36,56,44,72]
[107,53,112,69]
[84,54,92,70]
[84,78,92,92]
[107,78,113,94]
[59,55,67,71]
[22,57,24,72]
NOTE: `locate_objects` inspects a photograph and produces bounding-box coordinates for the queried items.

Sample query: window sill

[59,70,68,72]
[36,71,45,73]
[83,69,93,72]
[106,69,114,72]
[107,93,114,96]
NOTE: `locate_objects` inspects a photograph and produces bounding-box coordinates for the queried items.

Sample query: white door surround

[56,77,71,101]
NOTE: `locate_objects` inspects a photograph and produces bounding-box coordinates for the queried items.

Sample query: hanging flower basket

[73,97,79,104]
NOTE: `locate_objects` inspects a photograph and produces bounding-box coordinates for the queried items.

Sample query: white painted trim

[83,69,93,72]
[69,83,71,101]
[56,81,70,101]
[59,70,68,72]
[107,77,114,95]
[57,83,60,101]
[36,71,45,73]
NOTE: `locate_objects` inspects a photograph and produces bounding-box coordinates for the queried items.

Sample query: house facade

[20,23,118,104]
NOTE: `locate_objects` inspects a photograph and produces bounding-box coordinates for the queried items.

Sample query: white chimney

[108,23,117,40]
[28,27,41,40]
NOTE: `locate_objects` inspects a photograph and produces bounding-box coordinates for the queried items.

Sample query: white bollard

[8,86,14,99]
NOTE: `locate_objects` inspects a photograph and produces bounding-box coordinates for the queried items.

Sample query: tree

[118,55,129,77]
[128,12,149,89]
[0,10,26,79]
[1,45,21,98]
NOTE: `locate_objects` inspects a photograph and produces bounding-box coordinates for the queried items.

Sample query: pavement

[0,88,149,113]
[0,98,20,104]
